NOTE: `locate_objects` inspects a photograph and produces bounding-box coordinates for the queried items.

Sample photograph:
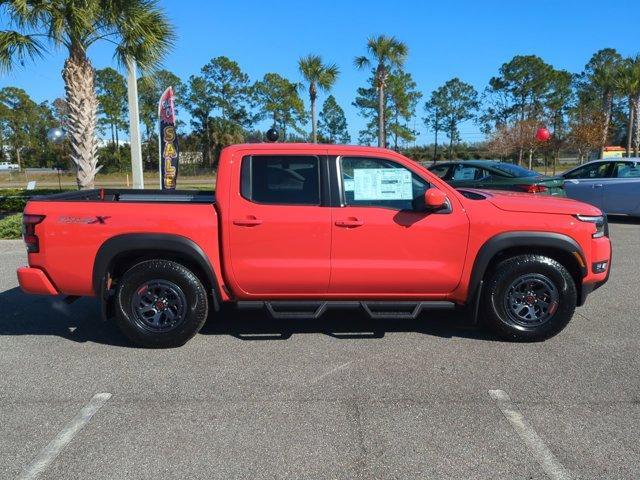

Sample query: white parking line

[308,361,353,385]
[489,389,571,480]
[17,392,112,480]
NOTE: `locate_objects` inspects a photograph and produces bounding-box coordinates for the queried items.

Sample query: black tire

[481,254,577,341]
[114,259,208,348]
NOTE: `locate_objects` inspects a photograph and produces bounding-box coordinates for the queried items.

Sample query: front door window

[341,156,429,211]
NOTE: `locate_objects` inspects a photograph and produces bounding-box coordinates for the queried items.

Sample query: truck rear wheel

[114,259,208,348]
[482,254,577,341]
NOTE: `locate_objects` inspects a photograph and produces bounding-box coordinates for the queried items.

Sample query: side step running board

[236,300,455,320]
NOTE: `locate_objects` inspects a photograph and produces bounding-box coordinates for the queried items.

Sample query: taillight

[22,214,45,253]
[519,184,548,193]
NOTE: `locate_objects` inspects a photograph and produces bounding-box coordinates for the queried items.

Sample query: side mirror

[424,188,448,209]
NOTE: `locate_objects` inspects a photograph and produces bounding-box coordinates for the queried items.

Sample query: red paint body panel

[17,266,59,295]
[482,189,603,216]
[329,205,469,294]
[225,147,332,295]
[447,202,608,304]
[23,201,224,298]
[18,143,611,308]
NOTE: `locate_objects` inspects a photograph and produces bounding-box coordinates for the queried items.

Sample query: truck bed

[23,188,221,297]
[32,189,215,204]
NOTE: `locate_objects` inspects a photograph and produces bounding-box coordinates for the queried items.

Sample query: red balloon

[535,127,551,142]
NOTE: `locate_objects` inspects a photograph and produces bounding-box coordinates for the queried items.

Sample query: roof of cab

[222,143,401,156]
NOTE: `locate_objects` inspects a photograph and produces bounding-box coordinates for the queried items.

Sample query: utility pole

[126,57,144,189]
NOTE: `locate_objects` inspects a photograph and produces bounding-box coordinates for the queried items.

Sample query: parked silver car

[562,159,640,217]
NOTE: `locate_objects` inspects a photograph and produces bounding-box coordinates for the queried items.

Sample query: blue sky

[2,0,639,144]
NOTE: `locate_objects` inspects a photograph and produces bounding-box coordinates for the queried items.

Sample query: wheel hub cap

[503,273,559,327]
[131,280,187,332]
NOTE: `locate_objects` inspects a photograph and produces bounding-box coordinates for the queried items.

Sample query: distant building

[603,146,625,159]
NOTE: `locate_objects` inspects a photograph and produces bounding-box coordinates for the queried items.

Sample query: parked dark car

[427,160,565,196]
[561,159,640,217]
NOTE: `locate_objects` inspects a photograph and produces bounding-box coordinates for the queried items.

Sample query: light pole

[126,57,144,189]
[47,127,66,190]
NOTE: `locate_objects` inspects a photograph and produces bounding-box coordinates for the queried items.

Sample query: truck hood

[465,189,602,216]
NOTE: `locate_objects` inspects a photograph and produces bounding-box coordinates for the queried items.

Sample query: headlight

[575,214,607,238]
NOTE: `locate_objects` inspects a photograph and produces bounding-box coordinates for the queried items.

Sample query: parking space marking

[17,392,112,480]
[309,361,353,385]
[489,389,571,480]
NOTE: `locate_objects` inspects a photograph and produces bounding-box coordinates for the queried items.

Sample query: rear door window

[613,161,640,178]
[451,164,488,181]
[241,155,320,205]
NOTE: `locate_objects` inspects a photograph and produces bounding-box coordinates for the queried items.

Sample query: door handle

[593,184,603,188]
[335,218,364,228]
[233,216,263,226]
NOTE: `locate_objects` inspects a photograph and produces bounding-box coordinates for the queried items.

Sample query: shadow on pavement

[1,286,496,347]
[0,287,129,347]
[200,306,496,342]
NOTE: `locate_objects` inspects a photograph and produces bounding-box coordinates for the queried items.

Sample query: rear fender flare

[93,233,221,318]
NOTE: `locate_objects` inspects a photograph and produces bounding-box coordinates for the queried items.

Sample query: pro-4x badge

[59,216,111,224]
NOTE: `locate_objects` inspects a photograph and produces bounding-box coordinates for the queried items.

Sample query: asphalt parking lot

[1,219,639,480]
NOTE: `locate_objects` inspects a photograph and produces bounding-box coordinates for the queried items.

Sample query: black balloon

[265,128,279,142]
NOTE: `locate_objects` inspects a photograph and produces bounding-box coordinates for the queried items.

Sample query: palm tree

[0,0,174,189]
[354,35,408,148]
[298,55,339,143]
[583,49,622,159]
[616,56,640,157]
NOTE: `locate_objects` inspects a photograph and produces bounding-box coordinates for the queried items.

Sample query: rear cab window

[241,155,320,205]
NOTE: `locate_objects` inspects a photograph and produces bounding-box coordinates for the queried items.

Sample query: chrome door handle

[593,184,603,188]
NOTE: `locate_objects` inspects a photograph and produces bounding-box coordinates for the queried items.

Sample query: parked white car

[0,161,20,171]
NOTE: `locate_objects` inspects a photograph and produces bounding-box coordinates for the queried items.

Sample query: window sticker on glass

[353,168,413,200]
[343,178,355,191]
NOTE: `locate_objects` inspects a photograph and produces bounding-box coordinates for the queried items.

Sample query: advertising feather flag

[158,87,179,189]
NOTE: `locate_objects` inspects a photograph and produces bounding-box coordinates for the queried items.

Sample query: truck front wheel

[114,259,208,348]
[482,254,577,341]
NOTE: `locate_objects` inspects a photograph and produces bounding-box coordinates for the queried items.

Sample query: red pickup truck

[17,144,611,347]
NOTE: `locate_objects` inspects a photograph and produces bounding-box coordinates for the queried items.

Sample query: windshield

[491,163,539,178]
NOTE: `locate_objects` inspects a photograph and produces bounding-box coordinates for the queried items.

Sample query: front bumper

[17,267,59,295]
[578,239,612,306]
[579,276,609,306]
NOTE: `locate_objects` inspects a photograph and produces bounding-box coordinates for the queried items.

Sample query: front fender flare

[467,231,586,321]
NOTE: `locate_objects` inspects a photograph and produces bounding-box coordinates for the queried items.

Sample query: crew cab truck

[17,144,611,347]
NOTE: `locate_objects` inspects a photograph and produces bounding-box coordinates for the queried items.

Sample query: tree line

[1,0,639,188]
